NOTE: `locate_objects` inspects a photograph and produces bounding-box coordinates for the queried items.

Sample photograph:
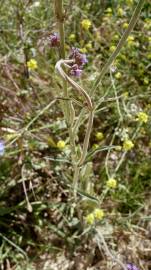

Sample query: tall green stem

[91,0,145,96]
[55,0,76,159]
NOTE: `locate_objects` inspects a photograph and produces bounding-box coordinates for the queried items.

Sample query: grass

[0,0,151,269]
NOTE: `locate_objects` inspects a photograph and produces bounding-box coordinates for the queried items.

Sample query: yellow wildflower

[123,91,129,98]
[123,139,134,151]
[117,7,124,17]
[81,19,92,30]
[69,34,76,42]
[123,22,129,29]
[106,178,117,189]
[27,59,38,70]
[85,42,92,50]
[126,0,133,5]
[143,78,149,85]
[115,145,122,151]
[80,47,87,53]
[95,132,104,141]
[57,140,66,150]
[113,35,119,41]
[85,213,95,225]
[93,209,104,220]
[92,144,99,150]
[106,7,112,13]
[127,35,135,46]
[137,112,148,123]
[105,8,112,17]
[115,72,122,79]
[110,45,116,52]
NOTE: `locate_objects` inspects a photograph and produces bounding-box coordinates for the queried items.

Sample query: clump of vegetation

[0,0,150,269]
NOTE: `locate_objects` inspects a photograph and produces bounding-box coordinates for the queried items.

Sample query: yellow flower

[95,132,104,141]
[110,45,116,52]
[123,22,129,29]
[92,144,99,150]
[123,139,134,151]
[69,34,76,42]
[115,72,122,79]
[57,140,66,150]
[117,7,124,17]
[127,35,135,46]
[123,91,129,98]
[137,112,148,123]
[80,47,87,53]
[126,0,133,5]
[93,209,104,220]
[147,53,151,60]
[148,37,151,43]
[27,59,38,70]
[143,78,149,85]
[106,7,112,13]
[85,42,92,50]
[113,34,119,41]
[106,178,117,189]
[85,213,95,225]
[115,145,122,151]
[81,19,92,30]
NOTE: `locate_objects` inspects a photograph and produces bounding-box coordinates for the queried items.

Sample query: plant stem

[91,0,145,96]
[55,0,76,158]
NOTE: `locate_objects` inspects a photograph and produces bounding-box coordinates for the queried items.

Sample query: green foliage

[0,0,150,269]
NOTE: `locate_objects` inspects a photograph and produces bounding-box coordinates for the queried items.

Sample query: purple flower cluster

[0,140,5,156]
[69,48,88,77]
[49,33,60,47]
[69,64,82,77]
[127,263,139,270]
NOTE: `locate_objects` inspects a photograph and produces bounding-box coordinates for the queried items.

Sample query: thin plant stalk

[55,0,76,159]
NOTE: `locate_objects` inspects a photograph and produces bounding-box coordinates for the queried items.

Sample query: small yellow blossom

[85,213,95,225]
[123,139,134,151]
[126,0,133,5]
[81,19,92,30]
[147,53,151,60]
[92,144,100,150]
[144,19,151,30]
[117,7,124,17]
[27,59,38,70]
[113,35,119,41]
[115,72,122,79]
[93,209,104,220]
[57,140,66,150]
[143,78,149,85]
[127,35,135,46]
[69,34,76,42]
[115,145,122,151]
[95,132,104,141]
[106,7,112,13]
[123,22,129,29]
[85,42,92,50]
[148,37,151,43]
[110,45,116,52]
[137,112,148,123]
[106,178,117,189]
[80,47,87,53]
[123,91,129,98]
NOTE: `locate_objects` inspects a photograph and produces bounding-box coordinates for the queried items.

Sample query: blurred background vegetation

[0,0,150,269]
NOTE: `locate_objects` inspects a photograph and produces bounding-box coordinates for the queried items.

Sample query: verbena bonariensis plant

[54,1,144,269]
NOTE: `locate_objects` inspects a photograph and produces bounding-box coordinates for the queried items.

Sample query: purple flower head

[49,33,60,47]
[0,140,5,156]
[69,47,80,58]
[69,47,88,66]
[69,64,82,77]
[127,263,139,270]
